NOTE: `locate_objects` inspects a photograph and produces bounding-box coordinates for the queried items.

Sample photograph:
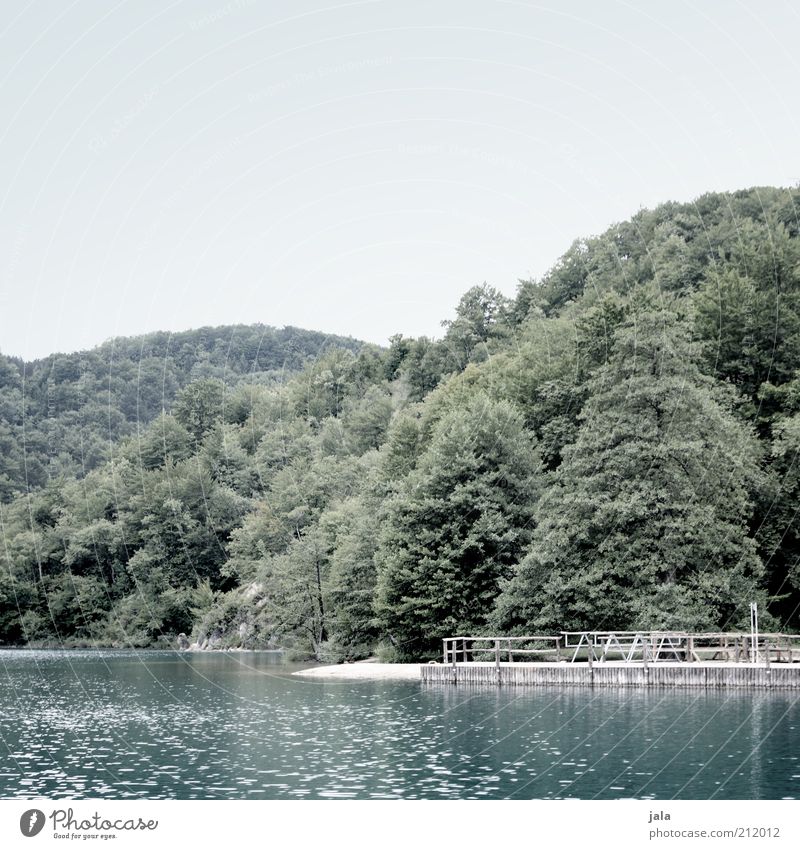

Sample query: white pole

[754,602,759,664]
[750,602,759,664]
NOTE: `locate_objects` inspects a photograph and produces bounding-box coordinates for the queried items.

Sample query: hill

[1,185,799,654]
[0,324,363,500]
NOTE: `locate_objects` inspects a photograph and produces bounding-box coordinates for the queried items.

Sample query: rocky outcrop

[190,583,280,650]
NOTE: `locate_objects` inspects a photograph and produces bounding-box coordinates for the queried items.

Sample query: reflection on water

[0,650,797,800]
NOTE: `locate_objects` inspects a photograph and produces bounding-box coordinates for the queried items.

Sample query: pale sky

[1,0,798,360]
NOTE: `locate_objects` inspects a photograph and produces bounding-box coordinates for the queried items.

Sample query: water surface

[1,650,797,799]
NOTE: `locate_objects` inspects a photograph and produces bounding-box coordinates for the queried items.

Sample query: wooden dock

[421,661,800,688]
[426,630,800,688]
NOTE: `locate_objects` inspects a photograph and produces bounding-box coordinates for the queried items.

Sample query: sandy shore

[293,659,791,681]
[292,662,421,680]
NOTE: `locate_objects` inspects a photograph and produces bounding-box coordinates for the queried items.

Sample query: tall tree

[757,414,800,627]
[173,378,226,441]
[494,302,766,633]
[375,394,540,659]
[442,284,510,370]
[325,489,384,660]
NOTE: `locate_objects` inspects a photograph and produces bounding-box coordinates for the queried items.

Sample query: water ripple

[0,650,797,799]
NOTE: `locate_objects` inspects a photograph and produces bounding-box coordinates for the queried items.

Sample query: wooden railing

[443,635,563,669]
[442,632,800,667]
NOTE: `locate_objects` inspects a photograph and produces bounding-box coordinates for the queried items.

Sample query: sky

[1,0,799,360]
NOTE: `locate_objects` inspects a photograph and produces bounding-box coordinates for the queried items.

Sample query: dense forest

[2,186,799,660]
[0,324,361,500]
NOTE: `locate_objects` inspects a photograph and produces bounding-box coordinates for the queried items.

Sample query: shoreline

[292,662,421,680]
[0,645,285,653]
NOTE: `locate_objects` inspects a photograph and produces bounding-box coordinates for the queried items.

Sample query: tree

[173,379,226,441]
[693,221,800,412]
[442,284,510,370]
[756,414,800,627]
[262,525,331,658]
[494,303,766,633]
[291,348,357,422]
[130,413,193,470]
[325,493,382,659]
[375,394,541,659]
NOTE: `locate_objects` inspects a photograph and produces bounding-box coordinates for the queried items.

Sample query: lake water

[0,650,798,800]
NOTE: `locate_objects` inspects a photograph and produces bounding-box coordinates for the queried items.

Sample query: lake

[1,650,798,800]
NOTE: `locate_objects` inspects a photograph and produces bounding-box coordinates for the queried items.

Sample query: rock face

[190,582,279,650]
[189,627,247,651]
[176,633,190,650]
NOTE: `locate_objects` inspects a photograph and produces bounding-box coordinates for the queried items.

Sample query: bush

[375,640,400,663]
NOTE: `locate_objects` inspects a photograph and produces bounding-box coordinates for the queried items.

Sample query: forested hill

[2,185,800,657]
[0,324,362,499]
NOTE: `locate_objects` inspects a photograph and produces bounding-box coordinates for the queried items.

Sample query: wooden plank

[419,662,800,689]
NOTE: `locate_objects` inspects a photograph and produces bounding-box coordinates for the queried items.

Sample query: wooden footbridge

[420,631,800,689]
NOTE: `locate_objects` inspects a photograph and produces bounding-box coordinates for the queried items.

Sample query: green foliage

[261,525,332,657]
[441,284,511,370]
[375,394,541,659]
[694,228,800,409]
[2,185,800,653]
[757,414,800,617]
[0,325,361,501]
[173,379,226,441]
[325,495,382,659]
[291,348,359,422]
[494,305,766,633]
[128,413,193,470]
